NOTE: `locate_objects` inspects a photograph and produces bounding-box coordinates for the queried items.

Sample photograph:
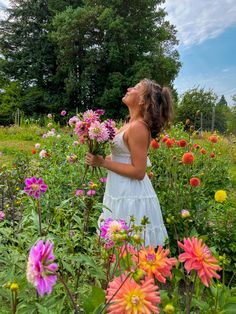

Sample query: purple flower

[83,110,99,123]
[87,189,96,196]
[60,110,67,116]
[0,211,5,221]
[75,189,84,196]
[26,240,58,296]
[100,218,129,246]
[68,116,80,127]
[95,109,105,116]
[88,121,109,142]
[99,177,107,183]
[104,119,116,140]
[24,177,48,199]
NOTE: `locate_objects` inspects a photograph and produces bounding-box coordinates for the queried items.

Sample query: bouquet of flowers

[69,109,116,180]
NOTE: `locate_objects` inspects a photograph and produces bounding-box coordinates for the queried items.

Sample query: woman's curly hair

[140,78,173,138]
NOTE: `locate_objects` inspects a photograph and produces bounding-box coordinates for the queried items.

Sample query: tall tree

[0,0,83,116]
[51,0,181,116]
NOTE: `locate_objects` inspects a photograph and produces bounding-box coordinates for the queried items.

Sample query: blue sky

[164,0,236,105]
[1,0,236,105]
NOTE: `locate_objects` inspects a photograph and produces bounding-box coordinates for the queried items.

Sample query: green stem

[58,274,79,314]
[99,272,132,314]
[37,199,42,237]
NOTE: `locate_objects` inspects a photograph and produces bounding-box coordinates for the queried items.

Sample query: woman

[85,78,173,246]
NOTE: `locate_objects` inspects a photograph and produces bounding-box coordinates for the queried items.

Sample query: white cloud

[0,0,10,19]
[164,0,236,47]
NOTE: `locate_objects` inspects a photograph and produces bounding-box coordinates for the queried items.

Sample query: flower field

[0,113,236,314]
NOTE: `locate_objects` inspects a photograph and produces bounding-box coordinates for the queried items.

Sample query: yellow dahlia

[214,190,227,203]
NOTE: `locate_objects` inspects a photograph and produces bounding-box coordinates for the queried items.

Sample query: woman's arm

[85,122,149,180]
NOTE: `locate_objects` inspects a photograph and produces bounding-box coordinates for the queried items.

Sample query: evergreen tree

[51,0,181,116]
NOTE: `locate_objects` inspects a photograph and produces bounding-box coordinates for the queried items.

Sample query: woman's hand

[85,153,105,167]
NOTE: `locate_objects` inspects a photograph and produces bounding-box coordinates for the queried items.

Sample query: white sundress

[99,129,168,247]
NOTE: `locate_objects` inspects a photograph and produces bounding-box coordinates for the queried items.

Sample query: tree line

[0,0,235,134]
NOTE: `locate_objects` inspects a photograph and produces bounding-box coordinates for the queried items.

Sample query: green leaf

[83,286,105,314]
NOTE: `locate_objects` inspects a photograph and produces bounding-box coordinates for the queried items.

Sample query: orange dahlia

[139,246,177,283]
[106,274,160,313]
[150,139,160,149]
[182,152,194,164]
[209,135,218,143]
[178,237,221,287]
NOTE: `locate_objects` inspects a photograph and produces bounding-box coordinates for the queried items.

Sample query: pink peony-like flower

[26,240,58,296]
[0,211,5,221]
[178,237,221,287]
[88,121,109,142]
[100,218,129,247]
[60,110,67,116]
[47,114,52,119]
[87,189,96,196]
[68,116,80,127]
[106,274,160,313]
[24,177,48,199]
[83,109,99,123]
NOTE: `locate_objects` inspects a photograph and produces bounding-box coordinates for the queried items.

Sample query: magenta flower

[26,240,58,296]
[75,189,84,196]
[60,110,67,116]
[104,119,116,140]
[87,189,96,196]
[0,211,5,221]
[95,109,105,116]
[99,177,107,183]
[24,177,48,199]
[88,121,109,142]
[100,218,129,246]
[83,109,99,123]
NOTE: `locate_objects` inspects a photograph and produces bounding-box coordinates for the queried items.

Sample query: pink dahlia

[88,121,109,142]
[106,274,160,313]
[24,177,48,199]
[100,218,129,246]
[83,109,99,123]
[178,237,221,287]
[26,240,58,296]
[74,120,88,137]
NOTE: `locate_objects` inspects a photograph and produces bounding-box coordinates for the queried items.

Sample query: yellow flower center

[131,295,140,305]
[126,289,144,311]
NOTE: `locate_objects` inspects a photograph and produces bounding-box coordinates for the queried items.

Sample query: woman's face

[122,82,145,107]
